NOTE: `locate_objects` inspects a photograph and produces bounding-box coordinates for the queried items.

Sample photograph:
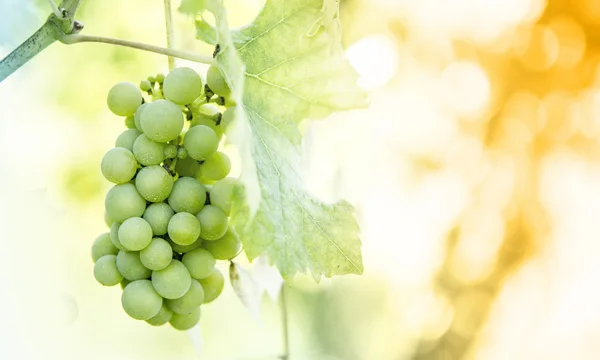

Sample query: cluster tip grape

[92,65,241,330]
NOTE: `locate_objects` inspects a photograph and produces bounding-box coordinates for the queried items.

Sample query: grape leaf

[196,0,366,279]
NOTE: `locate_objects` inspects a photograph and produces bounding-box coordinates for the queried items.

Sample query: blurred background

[1,0,600,359]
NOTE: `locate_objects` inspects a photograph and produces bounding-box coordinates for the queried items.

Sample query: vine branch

[58,34,216,65]
[164,0,176,70]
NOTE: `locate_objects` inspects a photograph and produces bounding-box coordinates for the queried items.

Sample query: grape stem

[58,34,217,66]
[280,283,290,360]
[47,0,63,18]
[164,0,176,71]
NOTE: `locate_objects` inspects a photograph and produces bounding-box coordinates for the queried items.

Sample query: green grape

[115,128,142,152]
[181,248,215,279]
[118,217,153,251]
[190,104,223,139]
[164,144,178,159]
[183,125,219,161]
[143,202,174,236]
[148,76,156,83]
[155,73,165,83]
[221,106,236,131]
[110,222,125,250]
[199,268,224,303]
[94,255,123,286]
[206,66,231,96]
[105,183,146,223]
[166,279,204,315]
[104,211,115,228]
[120,278,131,289]
[210,177,236,215]
[168,177,206,214]
[168,212,201,246]
[168,236,203,254]
[92,232,119,262]
[135,165,174,202]
[140,80,152,92]
[177,147,188,159]
[133,103,148,132]
[141,99,184,143]
[195,205,228,241]
[175,156,200,177]
[199,151,231,181]
[204,228,241,260]
[116,250,151,281]
[121,280,163,320]
[152,260,192,299]
[107,82,142,116]
[133,134,165,166]
[124,116,136,129]
[146,303,173,326]
[163,67,204,105]
[140,237,173,271]
[169,307,201,330]
[100,147,138,184]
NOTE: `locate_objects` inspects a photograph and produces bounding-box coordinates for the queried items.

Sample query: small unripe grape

[199,151,231,181]
[177,148,188,159]
[133,134,165,166]
[140,80,152,92]
[121,280,162,320]
[168,212,201,246]
[100,147,138,184]
[206,66,230,96]
[155,73,165,83]
[169,307,200,330]
[118,217,153,251]
[196,205,228,240]
[183,125,219,161]
[115,128,142,152]
[146,304,173,326]
[168,177,206,214]
[94,255,123,286]
[105,183,146,223]
[124,116,136,129]
[133,103,148,132]
[143,202,175,236]
[135,165,174,202]
[107,82,142,116]
[92,232,119,262]
[199,268,224,303]
[140,99,184,143]
[164,144,178,159]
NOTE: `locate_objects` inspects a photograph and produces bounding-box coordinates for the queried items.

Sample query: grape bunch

[91,66,242,330]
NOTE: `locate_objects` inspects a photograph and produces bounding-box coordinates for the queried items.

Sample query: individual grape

[92,232,119,262]
[124,116,136,129]
[100,147,138,184]
[168,236,203,254]
[199,151,231,181]
[133,134,165,166]
[199,268,224,303]
[147,75,156,83]
[118,217,153,251]
[204,228,241,260]
[190,104,223,139]
[120,278,131,289]
[164,144,178,159]
[121,280,163,320]
[152,260,192,299]
[177,147,188,159]
[210,177,236,215]
[195,205,228,241]
[94,255,123,286]
[110,222,125,250]
[107,82,142,116]
[168,177,206,214]
[168,212,201,246]
[115,128,142,152]
[140,80,152,92]
[206,66,230,96]
[116,250,151,281]
[143,202,174,236]
[174,156,200,177]
[183,125,219,161]
[105,183,146,223]
[155,73,165,84]
[169,307,200,331]
[220,106,236,131]
[146,303,173,326]
[135,165,174,202]
[104,211,116,228]
[140,237,173,271]
[163,67,203,105]
[141,99,184,143]
[133,103,148,132]
[166,279,204,315]
[181,248,215,279]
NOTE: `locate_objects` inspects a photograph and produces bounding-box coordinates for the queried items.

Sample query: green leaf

[179,0,206,16]
[199,0,366,279]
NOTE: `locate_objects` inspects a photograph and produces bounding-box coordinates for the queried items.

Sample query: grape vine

[0,0,367,340]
